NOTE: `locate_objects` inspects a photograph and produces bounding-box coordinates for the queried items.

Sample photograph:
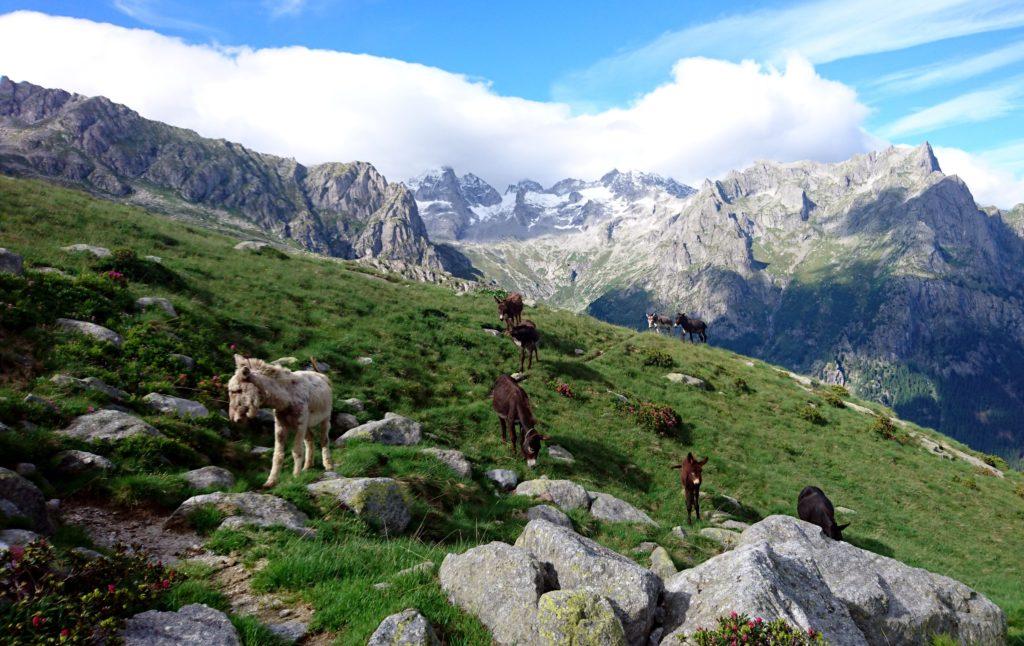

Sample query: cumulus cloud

[0,10,877,190]
[936,145,1024,208]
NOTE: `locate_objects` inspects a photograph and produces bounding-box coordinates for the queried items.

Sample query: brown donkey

[671,452,709,523]
[490,374,548,467]
[495,292,524,330]
[508,320,540,371]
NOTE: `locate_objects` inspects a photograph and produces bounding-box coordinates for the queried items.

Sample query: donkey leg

[302,427,315,470]
[264,424,287,488]
[520,347,526,372]
[320,419,334,470]
[291,423,305,477]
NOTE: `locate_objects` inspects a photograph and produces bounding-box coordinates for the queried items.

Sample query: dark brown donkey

[671,452,709,523]
[675,313,708,343]
[797,486,849,541]
[508,320,540,371]
[491,374,548,467]
[495,292,524,330]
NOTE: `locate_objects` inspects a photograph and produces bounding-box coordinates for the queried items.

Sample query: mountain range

[2,76,1023,465]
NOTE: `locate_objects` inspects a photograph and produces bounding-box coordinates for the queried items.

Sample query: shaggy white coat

[228,355,333,488]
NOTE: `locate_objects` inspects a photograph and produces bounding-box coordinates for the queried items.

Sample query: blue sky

[1,1,1023,205]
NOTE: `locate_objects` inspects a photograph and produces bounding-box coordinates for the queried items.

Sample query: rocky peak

[505,179,545,195]
[600,168,695,199]
[458,172,501,206]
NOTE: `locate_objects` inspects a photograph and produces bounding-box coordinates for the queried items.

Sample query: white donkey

[228,355,333,488]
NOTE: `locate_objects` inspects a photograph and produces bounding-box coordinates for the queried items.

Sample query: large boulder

[58,410,162,443]
[546,445,575,464]
[537,589,627,646]
[739,516,1006,645]
[0,248,23,275]
[485,469,518,491]
[307,477,410,534]
[515,519,662,644]
[143,393,209,418]
[53,449,115,475]
[661,540,865,646]
[336,413,422,446]
[588,491,656,526]
[0,528,42,551]
[182,466,235,490]
[124,603,239,646]
[514,478,591,510]
[0,467,54,534]
[165,492,309,534]
[439,542,548,645]
[367,608,441,646]
[55,318,123,347]
[136,296,177,316]
[421,448,472,478]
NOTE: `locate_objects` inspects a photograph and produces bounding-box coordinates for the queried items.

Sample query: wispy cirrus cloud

[264,0,307,18]
[553,0,1024,108]
[878,80,1024,138]
[111,0,214,34]
[869,40,1024,96]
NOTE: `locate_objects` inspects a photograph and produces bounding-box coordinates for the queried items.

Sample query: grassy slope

[1,175,1023,644]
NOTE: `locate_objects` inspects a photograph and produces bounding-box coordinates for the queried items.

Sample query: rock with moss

[485,469,518,491]
[334,412,359,431]
[136,296,177,316]
[527,504,573,529]
[124,603,239,646]
[182,466,235,490]
[61,243,111,258]
[54,318,123,347]
[58,409,163,444]
[0,248,23,275]
[307,477,410,534]
[0,467,55,534]
[165,492,309,534]
[537,589,626,646]
[0,528,42,551]
[143,393,209,419]
[367,608,440,646]
[51,374,129,401]
[649,546,677,580]
[514,477,591,510]
[53,450,115,475]
[515,519,662,644]
[699,527,740,549]
[336,413,422,446]
[546,445,575,464]
[588,491,656,525]
[420,447,472,477]
[439,542,548,645]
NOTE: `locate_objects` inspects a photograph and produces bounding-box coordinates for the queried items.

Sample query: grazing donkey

[671,452,709,523]
[675,312,708,343]
[797,486,849,541]
[490,374,548,467]
[646,312,674,334]
[495,292,524,330]
[228,355,333,488]
[508,320,540,372]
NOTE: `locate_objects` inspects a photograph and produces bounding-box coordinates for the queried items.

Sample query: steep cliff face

[454,145,1024,462]
[0,77,442,270]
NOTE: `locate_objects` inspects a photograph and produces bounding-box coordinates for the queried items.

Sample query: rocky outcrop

[739,515,1006,645]
[124,603,239,646]
[54,318,123,346]
[515,519,662,644]
[537,589,626,646]
[588,491,656,525]
[0,467,54,534]
[439,542,548,645]
[514,478,591,510]
[367,609,441,646]
[527,504,573,529]
[0,78,448,273]
[336,413,422,446]
[58,410,162,443]
[307,477,410,534]
[166,492,309,534]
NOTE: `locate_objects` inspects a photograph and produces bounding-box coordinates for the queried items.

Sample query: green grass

[2,176,1023,643]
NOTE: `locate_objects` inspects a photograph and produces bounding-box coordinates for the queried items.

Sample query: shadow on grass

[543,360,613,388]
[847,534,895,558]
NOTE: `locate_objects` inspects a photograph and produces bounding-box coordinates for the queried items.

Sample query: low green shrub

[642,349,675,368]
[0,272,133,332]
[871,416,911,444]
[952,474,980,491]
[733,377,753,394]
[981,454,1009,471]
[829,384,850,398]
[93,248,189,291]
[690,612,825,645]
[821,390,846,409]
[616,398,683,436]
[0,538,177,645]
[798,404,826,426]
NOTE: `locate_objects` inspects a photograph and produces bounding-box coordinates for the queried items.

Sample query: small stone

[54,450,115,475]
[588,491,657,525]
[307,477,410,534]
[671,526,688,542]
[124,603,240,646]
[46,498,60,515]
[396,561,434,577]
[266,620,309,644]
[71,546,104,560]
[15,463,36,477]
[484,328,501,337]
[835,506,857,515]
[0,248,24,275]
[515,478,592,510]
[334,412,359,431]
[144,255,162,263]
[166,492,309,535]
[183,466,235,491]
[574,348,585,356]
[30,266,69,276]
[719,519,751,531]
[356,356,374,366]
[485,469,518,491]
[336,413,421,446]
[699,527,741,549]
[136,297,177,316]
[250,446,272,456]
[271,357,299,367]
[634,541,658,555]
[421,448,472,478]
[650,546,678,579]
[373,582,392,591]
[367,609,440,646]
[510,371,527,381]
[665,373,710,389]
[171,354,196,370]
[55,318,123,347]
[62,243,111,258]
[547,444,575,464]
[23,394,58,412]
[527,504,573,529]
[344,397,365,412]
[0,528,42,551]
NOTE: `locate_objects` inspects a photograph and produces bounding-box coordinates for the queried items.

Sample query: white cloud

[554,0,1024,108]
[0,11,876,190]
[878,81,1024,138]
[111,0,214,34]
[935,145,1024,208]
[265,0,307,18]
[869,40,1024,96]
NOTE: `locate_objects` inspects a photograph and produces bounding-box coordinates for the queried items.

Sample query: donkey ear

[234,354,247,367]
[699,456,709,465]
[494,295,501,303]
[241,366,251,378]
[837,522,850,531]
[686,452,695,462]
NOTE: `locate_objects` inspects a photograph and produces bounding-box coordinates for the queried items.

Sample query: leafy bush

[952,474,980,491]
[0,539,177,645]
[829,384,850,398]
[1014,483,1024,500]
[798,404,826,426]
[981,454,1009,471]
[94,248,188,290]
[642,349,675,368]
[555,383,575,398]
[820,390,846,409]
[871,416,911,444]
[691,612,826,646]
[0,273,132,332]
[616,398,682,436]
[733,378,753,394]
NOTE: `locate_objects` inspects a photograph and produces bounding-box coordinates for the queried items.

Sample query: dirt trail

[62,502,204,563]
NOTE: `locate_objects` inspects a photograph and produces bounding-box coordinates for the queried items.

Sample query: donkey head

[522,427,551,468]
[228,354,263,423]
[496,295,512,321]
[828,521,851,541]
[646,313,656,328]
[675,312,688,326]
[685,452,709,486]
